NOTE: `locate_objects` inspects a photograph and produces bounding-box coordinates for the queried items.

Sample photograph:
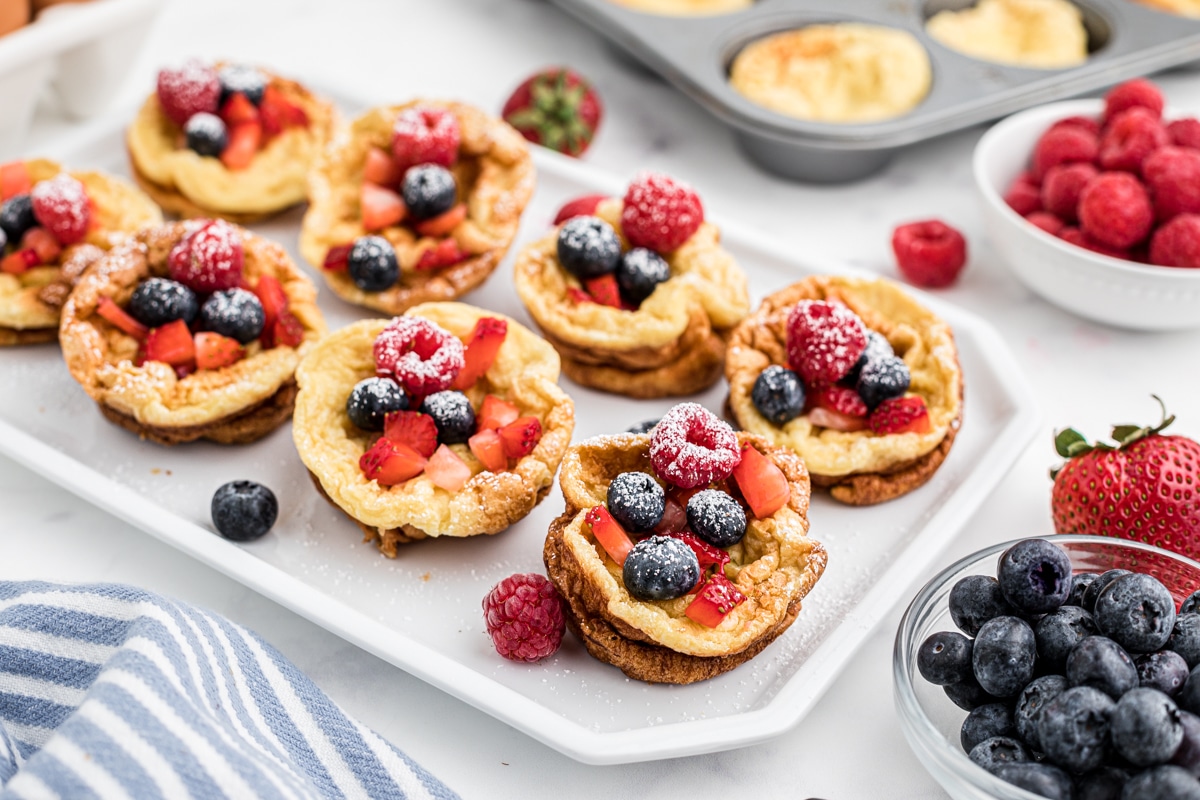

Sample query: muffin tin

[550,0,1200,182]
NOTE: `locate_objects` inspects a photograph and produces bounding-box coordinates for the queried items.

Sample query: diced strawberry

[566,287,592,304]
[869,395,931,435]
[451,317,508,390]
[323,243,352,272]
[220,121,262,170]
[424,444,473,492]
[271,312,305,348]
[363,146,403,187]
[361,183,407,231]
[218,92,259,128]
[813,385,868,419]
[20,227,62,263]
[807,406,869,432]
[0,161,31,200]
[654,495,688,534]
[664,531,730,572]
[144,319,195,367]
[0,249,39,274]
[414,203,466,238]
[685,573,746,628]
[468,428,508,472]
[498,416,542,459]
[584,274,622,308]
[194,331,243,370]
[383,410,438,458]
[731,444,790,519]
[478,394,520,431]
[251,273,288,333]
[96,297,148,340]
[553,194,608,225]
[359,438,427,486]
[414,237,467,271]
[585,505,634,566]
[259,85,307,138]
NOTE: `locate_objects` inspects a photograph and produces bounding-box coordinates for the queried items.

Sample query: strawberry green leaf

[1055,428,1088,458]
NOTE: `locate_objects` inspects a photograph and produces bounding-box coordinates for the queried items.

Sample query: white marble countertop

[5,1,1200,797]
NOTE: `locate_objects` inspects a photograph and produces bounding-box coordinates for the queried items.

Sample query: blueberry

[347,235,399,292]
[918,630,974,686]
[1067,636,1139,699]
[1172,614,1200,669]
[950,574,1015,636]
[1177,664,1200,717]
[1139,650,1191,697]
[1037,605,1100,673]
[401,164,457,220]
[974,616,1037,698]
[622,535,700,601]
[686,489,746,548]
[969,736,1030,774]
[1120,765,1200,799]
[1015,674,1069,751]
[198,288,265,344]
[1039,685,1115,773]
[945,676,1003,711]
[0,194,35,243]
[751,366,805,426]
[626,419,659,434]
[1094,573,1177,654]
[1110,687,1184,767]
[346,377,407,431]
[556,216,621,280]
[420,390,475,444]
[855,355,910,411]
[1083,569,1132,613]
[615,247,669,306]
[1182,590,1200,616]
[994,763,1074,800]
[843,330,893,386]
[961,703,1017,753]
[997,538,1074,615]
[218,64,267,106]
[128,278,199,327]
[184,112,228,157]
[1171,710,1200,778]
[211,480,277,542]
[606,472,664,532]
[0,225,7,252]
[1068,573,1100,608]
[1076,767,1129,800]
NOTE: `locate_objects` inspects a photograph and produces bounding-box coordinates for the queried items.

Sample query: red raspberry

[786,300,868,386]
[649,402,740,489]
[1057,226,1130,260]
[1168,118,1200,150]
[391,106,460,173]
[891,219,967,288]
[1142,146,1200,222]
[620,172,704,253]
[1098,107,1169,173]
[1149,214,1200,268]
[30,174,90,245]
[1078,172,1153,250]
[1032,125,1098,181]
[372,316,464,396]
[156,61,221,127]
[482,574,565,663]
[813,385,868,418]
[1103,78,1164,125]
[1049,116,1101,137]
[1025,211,1065,235]
[1040,162,1097,222]
[1004,171,1042,216]
[167,219,244,292]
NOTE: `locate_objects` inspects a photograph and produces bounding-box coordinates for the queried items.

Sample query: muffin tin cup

[552,0,1200,182]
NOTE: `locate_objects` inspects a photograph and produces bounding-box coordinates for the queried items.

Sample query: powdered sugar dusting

[649,403,740,489]
[373,316,465,395]
[785,300,867,386]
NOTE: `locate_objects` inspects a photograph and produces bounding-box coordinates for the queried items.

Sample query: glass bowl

[893,534,1200,800]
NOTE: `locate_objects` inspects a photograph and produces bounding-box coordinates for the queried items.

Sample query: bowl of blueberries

[895,535,1200,800]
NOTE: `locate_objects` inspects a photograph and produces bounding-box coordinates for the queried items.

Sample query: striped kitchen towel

[0,581,459,799]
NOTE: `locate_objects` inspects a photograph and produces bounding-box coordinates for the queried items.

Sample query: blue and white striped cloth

[0,582,459,799]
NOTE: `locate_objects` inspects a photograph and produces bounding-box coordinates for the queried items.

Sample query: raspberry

[372,316,464,396]
[1040,162,1097,222]
[786,300,868,386]
[649,402,740,489]
[30,174,90,245]
[813,385,868,418]
[1078,172,1153,250]
[620,172,704,253]
[167,219,244,292]
[1058,226,1129,260]
[156,61,221,126]
[391,106,460,172]
[1142,146,1200,222]
[1032,125,1098,181]
[1103,78,1164,125]
[1098,107,1168,173]
[1168,118,1200,150]
[1149,214,1200,268]
[1050,116,1101,138]
[1025,211,1065,236]
[482,574,565,663]
[891,219,967,288]
[869,395,930,435]
[1004,171,1042,216]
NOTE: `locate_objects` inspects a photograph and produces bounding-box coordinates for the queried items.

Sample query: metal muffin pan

[550,0,1200,182]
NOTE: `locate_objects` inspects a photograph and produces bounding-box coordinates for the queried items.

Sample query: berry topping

[184,112,228,158]
[347,235,399,292]
[96,297,148,340]
[482,574,565,663]
[401,164,457,221]
[424,444,472,492]
[413,203,467,238]
[374,316,465,396]
[1004,171,1042,216]
[218,91,258,128]
[620,172,703,253]
[364,145,404,188]
[1032,124,1099,182]
[194,331,243,371]
[1143,146,1200,223]
[1104,78,1165,124]
[452,316,508,391]
[156,60,221,126]
[360,183,407,232]
[686,489,746,548]
[478,394,520,431]
[468,429,507,473]
[346,377,408,431]
[1041,162,1098,222]
[414,237,467,272]
[259,86,308,137]
[419,390,476,445]
[359,438,427,486]
[128,277,198,328]
[844,330,894,385]
[685,573,746,628]
[649,402,741,489]
[502,67,603,157]
[220,121,262,170]
[1079,172,1155,250]
[869,395,931,435]
[383,410,438,458]
[1098,107,1169,173]
[731,444,790,519]
[606,471,665,533]
[583,274,623,308]
[918,630,975,685]
[556,215,621,279]
[663,531,729,573]
[0,161,31,200]
[856,354,911,410]
[217,64,267,106]
[585,505,634,565]
[622,535,701,602]
[0,194,35,244]
[498,416,543,460]
[1150,213,1200,268]
[143,319,195,367]
[211,480,277,542]
[167,220,244,293]
[553,194,608,225]
[626,419,660,435]
[813,384,869,419]
[31,174,90,246]
[891,219,967,288]
[785,300,868,386]
[391,106,460,172]
[198,288,264,345]
[615,247,670,306]
[751,365,805,426]
[20,227,59,263]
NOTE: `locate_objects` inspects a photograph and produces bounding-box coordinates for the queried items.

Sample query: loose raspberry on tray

[649,402,741,489]
[620,171,703,253]
[372,315,465,396]
[785,300,868,386]
[483,574,566,663]
[891,219,968,288]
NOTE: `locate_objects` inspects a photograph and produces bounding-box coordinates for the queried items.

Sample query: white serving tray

[0,103,1039,765]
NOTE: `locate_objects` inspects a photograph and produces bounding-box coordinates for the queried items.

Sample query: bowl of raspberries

[974,78,1200,331]
[895,535,1200,800]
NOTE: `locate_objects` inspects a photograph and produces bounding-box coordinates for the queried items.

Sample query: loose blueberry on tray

[211,480,278,542]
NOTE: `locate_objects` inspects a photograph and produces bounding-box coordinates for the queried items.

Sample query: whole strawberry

[1051,397,1200,558]
[502,67,602,157]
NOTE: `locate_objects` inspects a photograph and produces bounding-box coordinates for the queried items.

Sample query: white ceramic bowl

[973,99,1200,331]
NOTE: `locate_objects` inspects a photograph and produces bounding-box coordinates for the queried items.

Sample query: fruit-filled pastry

[513,173,749,398]
[300,101,535,315]
[293,302,574,556]
[725,275,962,506]
[126,60,334,222]
[0,159,161,346]
[59,220,326,445]
[544,402,826,683]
